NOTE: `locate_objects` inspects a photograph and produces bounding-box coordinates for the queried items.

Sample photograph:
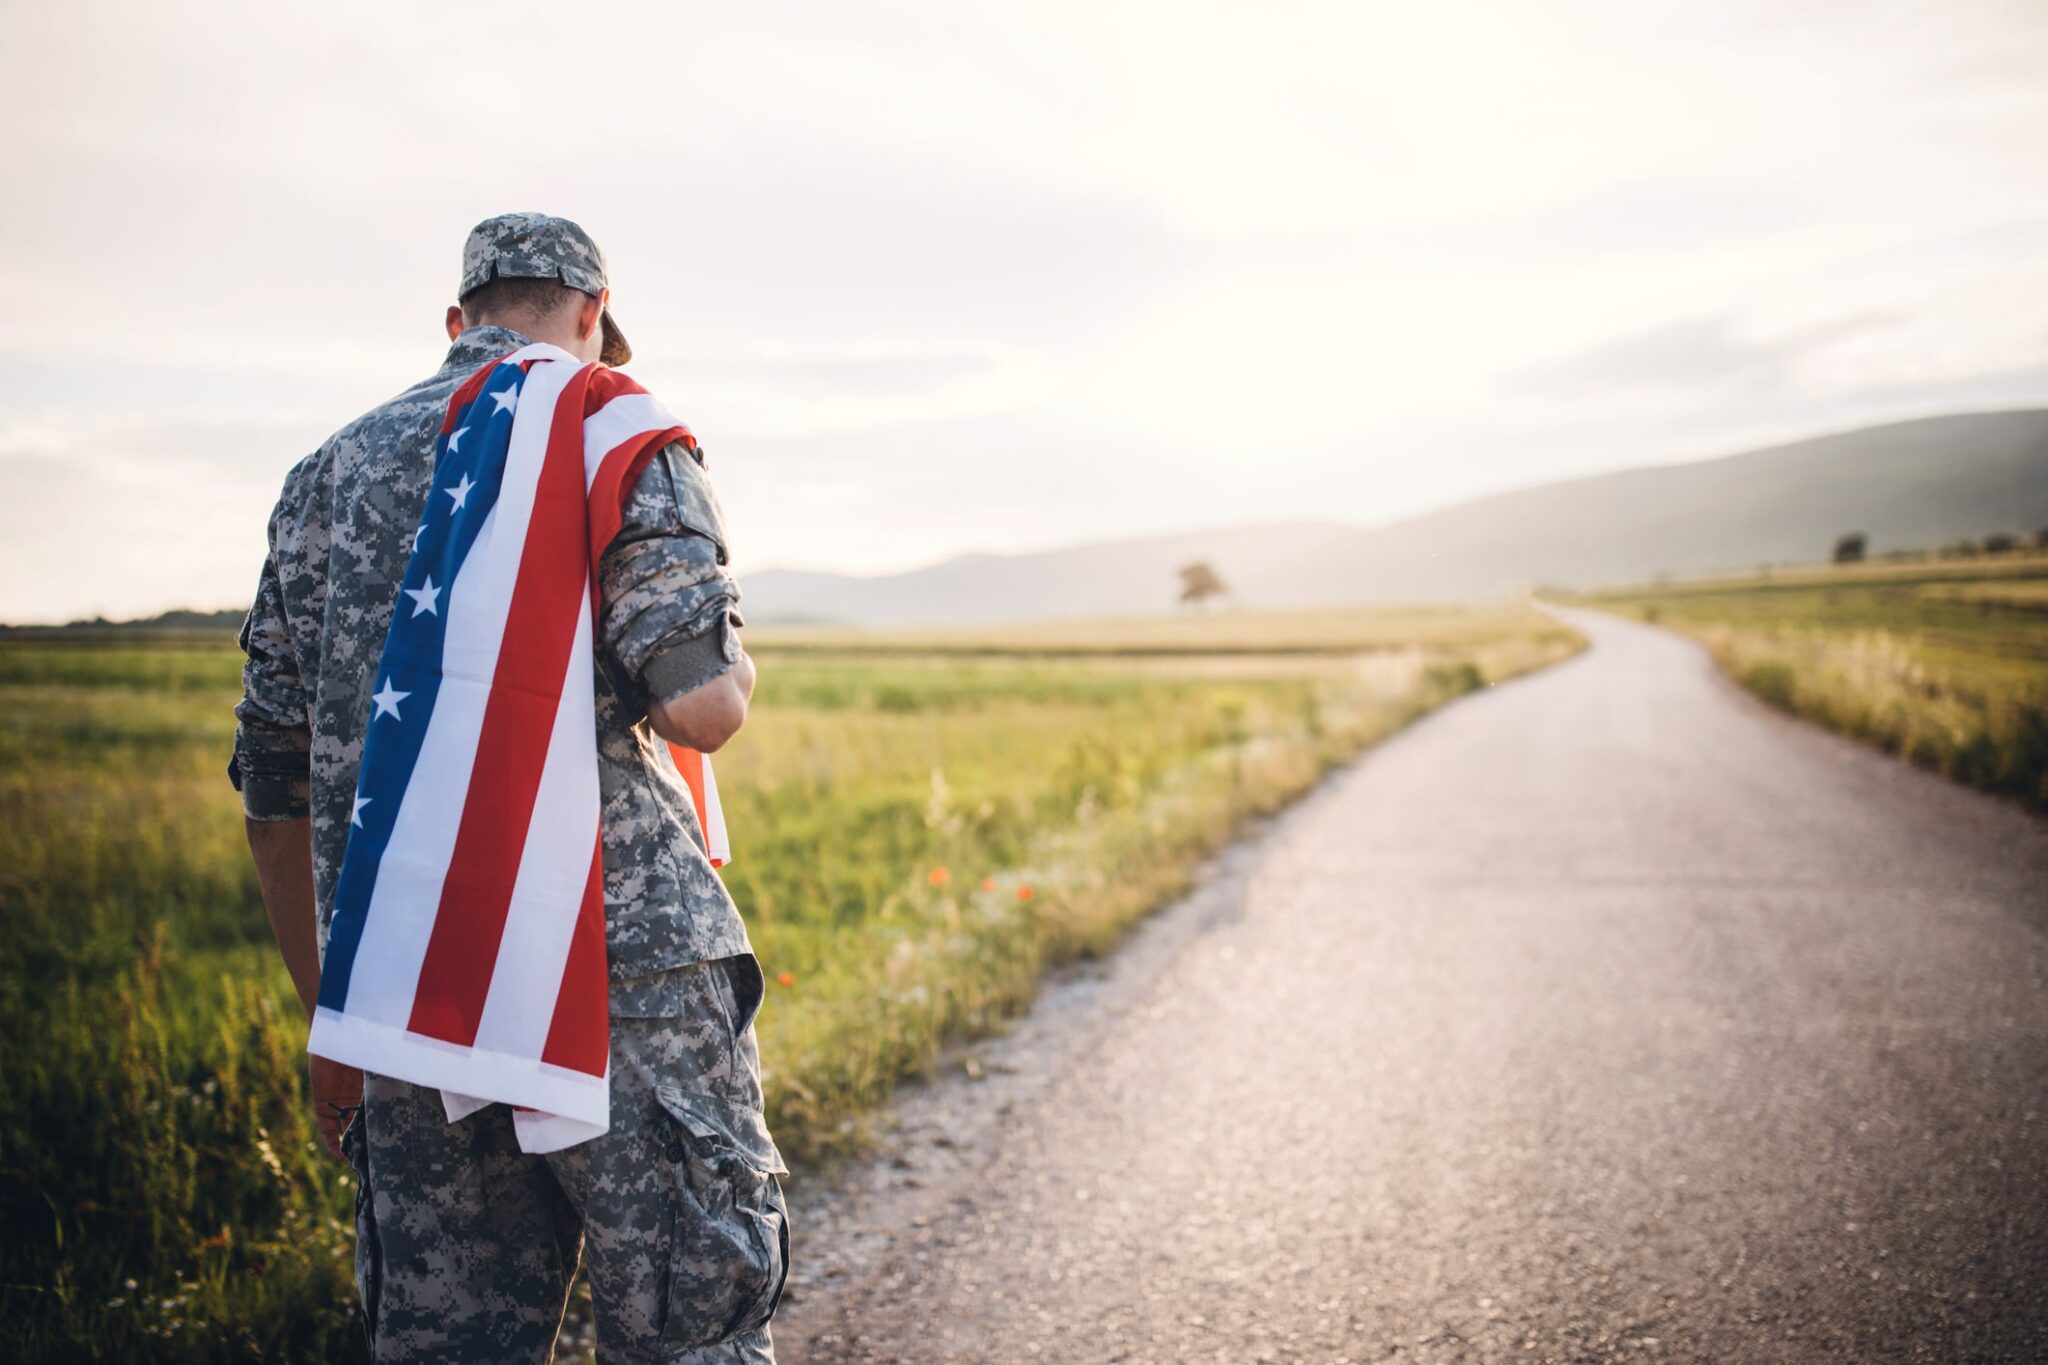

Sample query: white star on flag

[447,426,469,453]
[371,678,411,720]
[404,575,441,617]
[351,794,371,827]
[444,474,474,511]
[490,385,519,415]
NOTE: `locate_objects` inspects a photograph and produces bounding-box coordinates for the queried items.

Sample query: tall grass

[0,645,359,1361]
[0,608,1576,1361]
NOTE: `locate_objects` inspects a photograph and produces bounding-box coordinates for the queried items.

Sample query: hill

[741,410,2048,625]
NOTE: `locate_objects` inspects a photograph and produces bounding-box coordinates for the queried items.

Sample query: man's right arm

[231,509,359,1160]
[230,516,313,828]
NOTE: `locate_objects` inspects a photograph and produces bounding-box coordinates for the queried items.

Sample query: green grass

[0,605,1578,1362]
[1587,553,2048,805]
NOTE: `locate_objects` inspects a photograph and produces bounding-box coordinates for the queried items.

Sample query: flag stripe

[470,589,602,1059]
[541,842,611,1075]
[319,359,526,1012]
[701,747,729,864]
[408,364,596,1046]
[583,385,690,558]
[668,743,730,868]
[582,392,680,482]
[340,356,574,1025]
[441,361,498,432]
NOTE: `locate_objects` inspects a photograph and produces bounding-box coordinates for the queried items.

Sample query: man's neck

[446,324,529,368]
[471,317,587,358]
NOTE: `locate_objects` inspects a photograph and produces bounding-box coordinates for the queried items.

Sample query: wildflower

[928,866,951,887]
[776,971,796,988]
[979,877,997,892]
[1016,884,1035,902]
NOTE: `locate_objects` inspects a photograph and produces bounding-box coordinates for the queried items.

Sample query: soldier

[231,213,788,1363]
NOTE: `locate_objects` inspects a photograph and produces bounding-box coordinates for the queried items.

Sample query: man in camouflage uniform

[232,214,788,1363]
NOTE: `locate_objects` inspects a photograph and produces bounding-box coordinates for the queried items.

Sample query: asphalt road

[773,608,2048,1364]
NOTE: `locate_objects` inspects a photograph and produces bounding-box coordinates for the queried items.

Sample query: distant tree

[1177,561,1229,612]
[1831,532,1867,564]
[1943,539,1981,559]
[1982,531,2018,554]
[2036,526,2048,550]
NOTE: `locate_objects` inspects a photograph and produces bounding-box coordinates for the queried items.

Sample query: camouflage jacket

[231,325,753,981]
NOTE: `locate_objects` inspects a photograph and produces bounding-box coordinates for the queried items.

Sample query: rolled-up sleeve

[230,518,312,821]
[599,440,743,712]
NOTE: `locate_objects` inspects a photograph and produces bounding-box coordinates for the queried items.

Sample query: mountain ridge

[12,410,2045,631]
[739,408,2048,625]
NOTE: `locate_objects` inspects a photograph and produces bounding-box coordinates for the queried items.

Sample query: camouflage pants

[341,954,789,1363]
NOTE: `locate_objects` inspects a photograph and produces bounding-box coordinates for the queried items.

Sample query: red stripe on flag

[668,743,725,867]
[586,429,688,570]
[582,368,694,566]
[406,364,598,1047]
[441,356,505,433]
[669,743,711,838]
[585,367,644,403]
[541,839,609,1075]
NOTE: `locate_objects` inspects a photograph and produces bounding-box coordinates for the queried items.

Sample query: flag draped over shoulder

[308,342,729,1153]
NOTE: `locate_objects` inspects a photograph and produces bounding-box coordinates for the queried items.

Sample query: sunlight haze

[3,0,2046,620]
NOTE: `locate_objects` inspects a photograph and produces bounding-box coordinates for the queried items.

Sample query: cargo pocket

[721,954,765,1041]
[339,1112,384,1348]
[653,1083,790,1349]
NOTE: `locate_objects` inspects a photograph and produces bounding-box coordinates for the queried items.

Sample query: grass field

[0,603,1576,1363]
[1587,553,2048,805]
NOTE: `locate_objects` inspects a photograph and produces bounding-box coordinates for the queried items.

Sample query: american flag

[308,342,727,1153]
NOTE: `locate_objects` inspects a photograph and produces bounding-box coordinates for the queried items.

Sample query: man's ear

[445,304,465,341]
[580,290,606,342]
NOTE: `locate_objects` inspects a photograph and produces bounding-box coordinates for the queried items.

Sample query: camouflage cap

[459,212,631,366]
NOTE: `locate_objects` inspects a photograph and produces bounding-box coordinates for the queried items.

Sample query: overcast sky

[4,0,2047,621]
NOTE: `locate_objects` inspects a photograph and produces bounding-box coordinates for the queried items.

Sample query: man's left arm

[599,440,753,752]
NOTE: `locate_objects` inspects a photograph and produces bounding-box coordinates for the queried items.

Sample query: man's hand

[245,816,361,1160]
[310,1053,364,1162]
